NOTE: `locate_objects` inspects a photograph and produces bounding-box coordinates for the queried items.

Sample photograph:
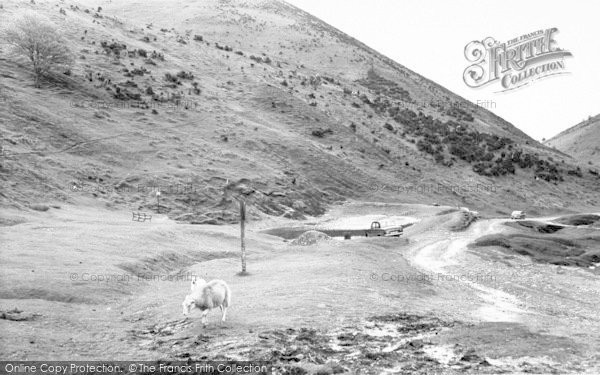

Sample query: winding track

[406,218,529,322]
[406,213,600,327]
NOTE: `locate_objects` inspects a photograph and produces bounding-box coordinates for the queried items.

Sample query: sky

[287,0,600,141]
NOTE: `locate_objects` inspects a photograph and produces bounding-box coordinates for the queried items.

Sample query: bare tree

[2,11,73,87]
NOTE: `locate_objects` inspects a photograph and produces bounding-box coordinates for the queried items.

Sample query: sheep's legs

[221,306,227,322]
[201,310,209,327]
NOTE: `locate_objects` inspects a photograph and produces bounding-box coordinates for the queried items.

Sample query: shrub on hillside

[567,167,583,177]
[215,43,232,51]
[150,50,164,61]
[445,106,474,122]
[308,75,321,88]
[390,105,564,181]
[100,40,126,56]
[311,128,333,137]
[164,73,180,84]
[130,67,148,76]
[249,54,270,64]
[176,70,194,80]
[29,204,49,212]
[191,82,201,95]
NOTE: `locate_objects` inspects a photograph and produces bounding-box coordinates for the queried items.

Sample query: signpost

[156,191,161,213]
[239,199,247,274]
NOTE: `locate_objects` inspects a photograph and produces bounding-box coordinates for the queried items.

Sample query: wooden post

[156,191,161,213]
[239,199,247,274]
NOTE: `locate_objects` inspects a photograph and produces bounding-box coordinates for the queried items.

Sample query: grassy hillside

[545,114,600,166]
[1,0,599,223]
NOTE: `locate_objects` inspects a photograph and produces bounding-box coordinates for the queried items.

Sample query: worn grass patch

[470,233,600,267]
[554,214,600,226]
[449,211,478,231]
[118,251,237,279]
[505,220,564,233]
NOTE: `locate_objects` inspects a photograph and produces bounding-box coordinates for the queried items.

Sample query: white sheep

[182,279,231,327]
[190,276,206,291]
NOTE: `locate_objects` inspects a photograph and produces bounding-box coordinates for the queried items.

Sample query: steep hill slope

[545,114,600,165]
[1,0,599,223]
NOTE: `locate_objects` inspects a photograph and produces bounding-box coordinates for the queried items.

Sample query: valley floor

[1,202,599,374]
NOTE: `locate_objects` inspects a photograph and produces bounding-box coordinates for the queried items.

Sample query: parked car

[364,221,403,237]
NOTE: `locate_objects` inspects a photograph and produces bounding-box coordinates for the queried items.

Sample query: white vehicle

[511,210,526,219]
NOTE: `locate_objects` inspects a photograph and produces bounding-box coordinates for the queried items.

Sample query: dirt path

[408,219,526,322]
[404,213,600,371]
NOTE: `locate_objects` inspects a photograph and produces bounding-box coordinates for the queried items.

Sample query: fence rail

[132,211,152,222]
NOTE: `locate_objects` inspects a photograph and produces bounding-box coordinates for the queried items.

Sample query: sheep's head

[182,295,195,315]
[190,276,206,291]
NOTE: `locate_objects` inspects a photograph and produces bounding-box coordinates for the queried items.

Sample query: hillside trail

[405,215,600,342]
[407,219,526,322]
